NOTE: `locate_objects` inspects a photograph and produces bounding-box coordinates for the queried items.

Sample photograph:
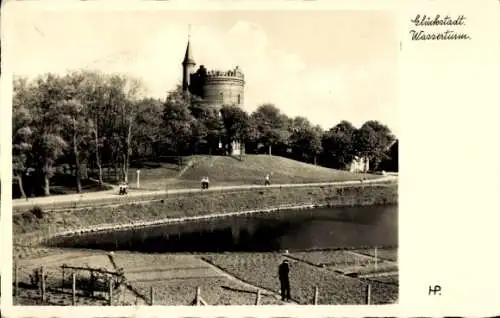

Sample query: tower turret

[182,38,196,92]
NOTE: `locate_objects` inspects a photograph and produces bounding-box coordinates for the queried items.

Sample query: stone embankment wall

[13,183,398,249]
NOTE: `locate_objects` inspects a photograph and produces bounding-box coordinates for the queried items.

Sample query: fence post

[195,286,201,305]
[72,272,76,306]
[40,266,46,303]
[313,286,319,305]
[61,266,65,293]
[108,276,113,306]
[255,289,261,305]
[14,261,19,300]
[150,286,154,306]
[365,283,371,305]
[90,270,94,298]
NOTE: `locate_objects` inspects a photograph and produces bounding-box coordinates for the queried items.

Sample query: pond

[47,204,397,253]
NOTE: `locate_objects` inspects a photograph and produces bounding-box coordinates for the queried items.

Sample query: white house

[348,156,369,173]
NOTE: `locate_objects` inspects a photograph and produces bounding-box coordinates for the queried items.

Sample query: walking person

[265,173,271,186]
[278,260,291,301]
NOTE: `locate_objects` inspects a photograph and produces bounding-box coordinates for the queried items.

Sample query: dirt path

[13,176,397,211]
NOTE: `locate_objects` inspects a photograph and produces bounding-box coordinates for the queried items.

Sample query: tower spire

[182,25,196,92]
[183,25,195,66]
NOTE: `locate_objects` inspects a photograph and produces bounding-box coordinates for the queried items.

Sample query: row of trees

[13,70,396,197]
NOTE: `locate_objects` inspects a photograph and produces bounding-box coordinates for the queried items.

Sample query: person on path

[278,260,291,301]
[119,181,128,195]
[265,174,271,186]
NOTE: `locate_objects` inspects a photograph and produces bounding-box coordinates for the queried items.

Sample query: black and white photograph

[10,7,399,307]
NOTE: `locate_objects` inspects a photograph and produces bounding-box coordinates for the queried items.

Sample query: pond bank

[13,182,397,256]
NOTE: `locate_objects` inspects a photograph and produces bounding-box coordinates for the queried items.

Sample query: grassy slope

[138,155,377,190]
[181,155,375,184]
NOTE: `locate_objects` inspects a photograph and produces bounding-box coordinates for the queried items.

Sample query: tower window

[237,94,241,104]
[219,92,223,103]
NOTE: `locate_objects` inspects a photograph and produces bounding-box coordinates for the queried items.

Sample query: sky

[9,9,399,135]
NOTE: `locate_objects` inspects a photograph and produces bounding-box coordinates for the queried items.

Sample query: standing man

[278,260,291,301]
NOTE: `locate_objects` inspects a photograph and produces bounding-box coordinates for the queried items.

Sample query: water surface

[48,205,397,252]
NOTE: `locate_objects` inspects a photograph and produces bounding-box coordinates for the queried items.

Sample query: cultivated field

[202,250,398,305]
[14,248,397,306]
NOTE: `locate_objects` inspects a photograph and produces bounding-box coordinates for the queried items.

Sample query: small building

[348,156,369,173]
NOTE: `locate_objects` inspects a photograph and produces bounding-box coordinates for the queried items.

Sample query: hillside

[176,155,376,186]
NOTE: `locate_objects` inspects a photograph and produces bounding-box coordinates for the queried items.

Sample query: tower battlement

[204,67,245,81]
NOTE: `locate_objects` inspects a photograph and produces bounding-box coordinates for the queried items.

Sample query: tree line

[13,70,396,197]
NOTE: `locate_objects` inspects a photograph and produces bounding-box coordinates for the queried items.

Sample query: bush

[30,206,45,219]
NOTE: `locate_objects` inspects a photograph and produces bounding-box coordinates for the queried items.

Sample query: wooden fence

[14,263,125,305]
[188,284,373,306]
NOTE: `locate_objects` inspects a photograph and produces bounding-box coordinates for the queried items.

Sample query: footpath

[13,175,397,212]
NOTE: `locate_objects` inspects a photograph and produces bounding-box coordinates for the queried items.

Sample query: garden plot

[365,274,399,286]
[16,250,114,288]
[287,249,397,276]
[287,250,374,268]
[110,252,282,305]
[203,253,397,304]
[133,277,282,305]
[356,248,398,261]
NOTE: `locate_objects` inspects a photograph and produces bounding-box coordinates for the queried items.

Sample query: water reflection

[48,205,397,252]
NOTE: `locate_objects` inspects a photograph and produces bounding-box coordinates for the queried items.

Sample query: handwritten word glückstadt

[411,14,466,26]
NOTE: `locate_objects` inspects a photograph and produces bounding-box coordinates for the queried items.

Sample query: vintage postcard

[1,0,500,317]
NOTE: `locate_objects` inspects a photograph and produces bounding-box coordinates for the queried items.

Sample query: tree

[133,97,165,159]
[322,120,358,169]
[27,74,69,196]
[58,98,93,193]
[118,76,144,183]
[220,105,250,154]
[94,74,144,183]
[12,78,34,198]
[163,88,197,155]
[288,116,323,164]
[189,95,223,154]
[355,120,396,171]
[251,104,289,155]
[74,70,108,185]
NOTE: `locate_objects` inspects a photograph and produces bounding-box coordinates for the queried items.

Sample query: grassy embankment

[14,181,397,257]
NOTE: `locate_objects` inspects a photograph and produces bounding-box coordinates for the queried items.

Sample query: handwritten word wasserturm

[409,14,471,41]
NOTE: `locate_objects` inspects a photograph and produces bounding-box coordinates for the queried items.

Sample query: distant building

[181,37,245,155]
[349,139,398,173]
[348,156,369,173]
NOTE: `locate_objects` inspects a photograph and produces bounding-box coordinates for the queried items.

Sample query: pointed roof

[182,40,195,65]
